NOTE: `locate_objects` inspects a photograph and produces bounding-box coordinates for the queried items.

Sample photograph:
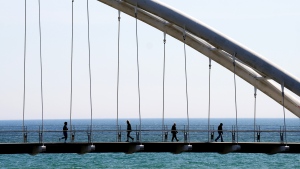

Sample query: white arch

[98,0,300,117]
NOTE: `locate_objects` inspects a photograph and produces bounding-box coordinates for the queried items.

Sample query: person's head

[127,120,130,124]
[220,123,223,126]
[173,123,176,126]
[64,122,67,125]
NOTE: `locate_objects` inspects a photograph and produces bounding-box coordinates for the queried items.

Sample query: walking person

[126,120,134,142]
[215,123,224,142]
[171,123,179,142]
[59,122,68,143]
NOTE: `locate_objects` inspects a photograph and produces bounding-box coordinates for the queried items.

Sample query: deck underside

[0,142,299,155]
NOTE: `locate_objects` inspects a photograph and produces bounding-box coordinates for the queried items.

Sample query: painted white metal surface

[123,0,300,97]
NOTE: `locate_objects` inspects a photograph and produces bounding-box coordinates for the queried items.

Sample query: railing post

[23,132,27,143]
[256,125,260,142]
[164,131,168,142]
[136,125,140,142]
[210,125,214,142]
[232,125,236,143]
[184,125,188,143]
[136,132,140,142]
[23,126,27,143]
[117,125,121,142]
[184,132,188,143]
[163,125,168,142]
[280,126,284,143]
[87,125,92,143]
[280,132,284,143]
[38,126,43,144]
[71,125,75,142]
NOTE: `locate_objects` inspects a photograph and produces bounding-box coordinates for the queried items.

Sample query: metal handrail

[0,124,299,144]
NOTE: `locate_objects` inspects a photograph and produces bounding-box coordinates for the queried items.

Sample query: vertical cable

[86,0,93,143]
[70,0,74,139]
[38,0,44,144]
[135,5,142,142]
[117,10,120,128]
[22,0,27,138]
[233,53,238,143]
[254,87,257,142]
[162,32,166,141]
[281,83,287,145]
[183,29,190,143]
[208,58,211,142]
[116,10,121,141]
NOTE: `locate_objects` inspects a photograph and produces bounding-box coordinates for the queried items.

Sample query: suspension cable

[117,10,120,128]
[38,0,44,144]
[116,10,121,141]
[183,29,190,143]
[233,53,238,143]
[208,58,211,142]
[135,4,142,142]
[281,82,287,145]
[70,0,74,138]
[254,87,257,142]
[86,0,93,143]
[162,32,166,141]
[22,0,27,138]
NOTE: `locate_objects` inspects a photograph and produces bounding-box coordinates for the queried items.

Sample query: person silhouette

[215,123,223,142]
[59,122,68,143]
[171,123,179,142]
[126,120,134,142]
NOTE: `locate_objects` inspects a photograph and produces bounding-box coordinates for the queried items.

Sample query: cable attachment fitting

[232,52,236,67]
[134,3,138,18]
[182,27,186,41]
[118,11,121,21]
[163,32,166,44]
[209,58,212,69]
[281,82,285,97]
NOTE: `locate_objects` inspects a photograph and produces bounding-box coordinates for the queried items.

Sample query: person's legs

[60,135,65,141]
[129,132,133,140]
[220,134,223,142]
[127,132,134,141]
[130,132,133,141]
[215,134,220,141]
[64,133,67,142]
[61,132,67,142]
[127,132,130,141]
[171,134,175,142]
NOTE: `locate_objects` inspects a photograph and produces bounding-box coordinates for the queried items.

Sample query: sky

[0,0,300,120]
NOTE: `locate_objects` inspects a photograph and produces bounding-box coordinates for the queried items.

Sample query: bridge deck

[0,142,299,154]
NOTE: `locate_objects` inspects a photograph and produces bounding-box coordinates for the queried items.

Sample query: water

[1,153,299,169]
[0,118,300,168]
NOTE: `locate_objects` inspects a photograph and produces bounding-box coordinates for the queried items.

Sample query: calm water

[0,118,300,169]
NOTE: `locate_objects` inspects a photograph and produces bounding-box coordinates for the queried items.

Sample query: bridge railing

[0,125,299,143]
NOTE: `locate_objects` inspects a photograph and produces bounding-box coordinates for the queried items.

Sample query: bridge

[1,121,300,154]
[0,0,300,155]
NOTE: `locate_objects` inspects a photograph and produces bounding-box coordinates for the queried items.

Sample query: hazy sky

[0,0,299,120]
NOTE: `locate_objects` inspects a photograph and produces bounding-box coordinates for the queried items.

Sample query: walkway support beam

[97,0,300,117]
